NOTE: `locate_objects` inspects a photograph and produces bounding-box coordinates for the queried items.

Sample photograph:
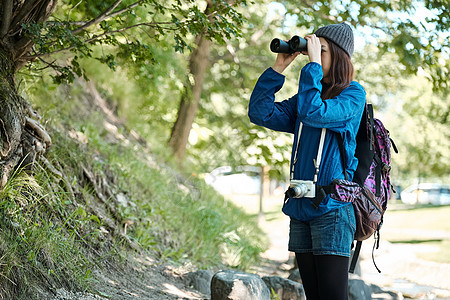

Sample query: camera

[285,180,316,198]
[270,36,307,53]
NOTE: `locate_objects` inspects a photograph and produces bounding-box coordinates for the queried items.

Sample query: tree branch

[10,0,42,31]
[65,0,143,33]
[20,20,186,60]
[0,0,14,38]
[71,0,222,36]
[71,0,124,35]
[16,0,132,61]
[18,1,237,63]
[36,0,58,23]
[104,0,143,20]
[14,37,33,64]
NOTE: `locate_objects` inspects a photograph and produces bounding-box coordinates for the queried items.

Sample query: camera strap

[314,128,327,183]
[290,122,326,183]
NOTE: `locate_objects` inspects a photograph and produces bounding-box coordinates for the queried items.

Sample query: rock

[370,284,399,300]
[184,270,214,295]
[288,268,302,283]
[348,276,372,300]
[211,270,270,300]
[262,276,306,300]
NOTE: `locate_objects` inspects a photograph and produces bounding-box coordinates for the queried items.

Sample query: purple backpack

[329,104,397,273]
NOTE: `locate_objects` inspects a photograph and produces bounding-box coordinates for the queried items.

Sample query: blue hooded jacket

[248,62,366,221]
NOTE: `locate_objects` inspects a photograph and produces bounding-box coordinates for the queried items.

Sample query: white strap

[290,123,327,182]
[292,122,303,166]
[313,128,327,183]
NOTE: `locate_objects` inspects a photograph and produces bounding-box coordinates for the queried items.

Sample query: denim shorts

[288,204,356,257]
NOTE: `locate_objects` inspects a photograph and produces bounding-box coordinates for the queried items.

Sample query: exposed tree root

[0,94,53,190]
[25,117,52,148]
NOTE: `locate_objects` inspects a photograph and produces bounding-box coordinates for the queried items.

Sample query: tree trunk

[168,1,213,162]
[0,49,25,186]
[0,0,57,188]
[0,47,51,188]
[168,35,212,161]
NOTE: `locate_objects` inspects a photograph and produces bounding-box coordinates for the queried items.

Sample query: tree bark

[0,0,56,188]
[168,35,212,161]
[168,1,213,162]
[0,48,25,187]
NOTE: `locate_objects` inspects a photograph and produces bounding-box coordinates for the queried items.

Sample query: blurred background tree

[1,0,448,188]
[0,0,248,185]
[183,0,449,183]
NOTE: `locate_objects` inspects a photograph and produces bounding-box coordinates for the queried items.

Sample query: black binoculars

[270,36,307,53]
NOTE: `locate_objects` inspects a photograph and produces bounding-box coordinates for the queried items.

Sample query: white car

[400,183,450,205]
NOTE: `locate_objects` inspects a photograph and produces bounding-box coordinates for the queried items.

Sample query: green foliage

[18,0,449,183]
[82,114,268,269]
[183,1,297,178]
[8,0,450,296]
[270,288,282,300]
[383,75,450,184]
[2,63,270,296]
[0,163,96,298]
[279,0,449,94]
[23,0,249,83]
[25,67,268,269]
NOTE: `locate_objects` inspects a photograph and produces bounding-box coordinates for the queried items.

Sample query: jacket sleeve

[248,68,297,134]
[297,63,366,132]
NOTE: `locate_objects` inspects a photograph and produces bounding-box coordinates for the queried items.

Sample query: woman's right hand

[304,34,322,65]
[272,51,300,74]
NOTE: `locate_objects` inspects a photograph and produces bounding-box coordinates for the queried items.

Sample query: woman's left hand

[272,51,300,74]
[304,34,322,65]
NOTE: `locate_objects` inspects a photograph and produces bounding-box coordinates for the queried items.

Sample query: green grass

[382,205,450,263]
[384,205,450,231]
[415,240,450,263]
[0,69,268,298]
[0,165,96,299]
[87,128,268,269]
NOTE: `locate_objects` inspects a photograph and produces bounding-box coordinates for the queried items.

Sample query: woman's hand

[304,34,322,65]
[272,50,300,74]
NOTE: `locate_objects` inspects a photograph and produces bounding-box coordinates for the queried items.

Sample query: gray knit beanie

[315,22,354,57]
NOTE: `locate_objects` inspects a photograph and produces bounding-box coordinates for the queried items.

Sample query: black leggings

[295,253,349,300]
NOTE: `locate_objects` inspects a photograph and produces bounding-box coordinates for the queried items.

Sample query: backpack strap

[390,137,398,154]
[349,241,362,273]
[374,154,382,197]
[367,104,374,151]
[311,184,334,209]
[372,229,382,273]
[336,133,348,181]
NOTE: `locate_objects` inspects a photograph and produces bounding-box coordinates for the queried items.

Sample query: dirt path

[49,194,450,300]
[49,255,208,299]
[359,239,450,299]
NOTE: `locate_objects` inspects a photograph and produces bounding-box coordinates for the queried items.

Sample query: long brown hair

[321,38,354,100]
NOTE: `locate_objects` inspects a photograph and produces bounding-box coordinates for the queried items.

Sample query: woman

[248,23,366,299]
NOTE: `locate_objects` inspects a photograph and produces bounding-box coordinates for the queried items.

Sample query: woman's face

[319,37,332,82]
